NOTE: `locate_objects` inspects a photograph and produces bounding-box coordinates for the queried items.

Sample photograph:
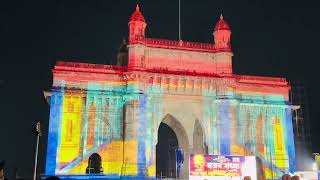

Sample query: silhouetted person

[86,153,103,174]
[0,161,8,180]
[255,157,266,180]
[282,174,291,180]
[291,175,300,180]
[45,176,61,180]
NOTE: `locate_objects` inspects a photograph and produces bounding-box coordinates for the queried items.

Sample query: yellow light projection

[273,114,287,169]
[86,102,96,151]
[60,95,82,163]
[123,140,138,175]
[68,141,124,175]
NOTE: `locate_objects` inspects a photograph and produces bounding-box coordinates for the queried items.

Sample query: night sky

[1,0,319,178]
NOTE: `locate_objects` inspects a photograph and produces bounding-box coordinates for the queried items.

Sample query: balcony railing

[130,35,231,53]
[234,75,288,85]
[55,61,127,74]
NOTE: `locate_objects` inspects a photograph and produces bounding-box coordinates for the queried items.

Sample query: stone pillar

[122,95,149,177]
[45,93,63,175]
[180,145,193,179]
[122,100,139,176]
[216,99,231,155]
[230,100,239,154]
[136,95,147,176]
[79,96,87,158]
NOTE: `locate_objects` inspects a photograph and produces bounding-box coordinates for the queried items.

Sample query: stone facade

[45,5,296,179]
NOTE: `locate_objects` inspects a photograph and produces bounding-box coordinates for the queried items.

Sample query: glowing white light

[312,162,318,171]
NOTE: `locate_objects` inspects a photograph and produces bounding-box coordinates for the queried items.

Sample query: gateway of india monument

[45,4,296,180]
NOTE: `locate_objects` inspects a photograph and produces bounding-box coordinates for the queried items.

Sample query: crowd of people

[0,159,304,180]
[0,160,62,180]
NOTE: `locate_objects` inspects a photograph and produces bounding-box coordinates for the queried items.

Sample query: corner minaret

[116,39,128,66]
[214,15,231,49]
[128,5,147,43]
[127,5,147,70]
[213,15,233,75]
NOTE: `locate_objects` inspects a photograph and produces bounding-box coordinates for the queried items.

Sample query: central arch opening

[156,122,178,178]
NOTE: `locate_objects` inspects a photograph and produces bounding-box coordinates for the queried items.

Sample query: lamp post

[33,121,41,180]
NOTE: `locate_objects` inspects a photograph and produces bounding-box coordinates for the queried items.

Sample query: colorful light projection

[45,72,295,179]
[46,77,163,177]
[201,91,295,179]
[46,5,294,179]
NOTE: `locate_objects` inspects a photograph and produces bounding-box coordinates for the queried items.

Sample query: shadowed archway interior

[156,122,179,178]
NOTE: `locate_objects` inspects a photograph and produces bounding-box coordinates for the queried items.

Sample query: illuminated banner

[189,154,257,180]
[190,154,244,176]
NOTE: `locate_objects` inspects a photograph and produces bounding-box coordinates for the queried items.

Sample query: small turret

[213,15,231,49]
[128,5,147,43]
[213,15,233,75]
[116,39,128,66]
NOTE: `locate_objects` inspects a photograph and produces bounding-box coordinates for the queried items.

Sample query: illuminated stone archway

[158,114,189,179]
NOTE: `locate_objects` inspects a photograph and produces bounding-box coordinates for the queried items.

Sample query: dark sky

[1,0,319,178]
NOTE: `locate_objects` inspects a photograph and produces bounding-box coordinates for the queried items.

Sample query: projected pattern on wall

[45,5,295,180]
[46,65,295,179]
